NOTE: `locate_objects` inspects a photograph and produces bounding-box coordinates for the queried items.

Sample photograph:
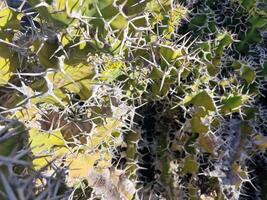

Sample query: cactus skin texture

[0,0,267,199]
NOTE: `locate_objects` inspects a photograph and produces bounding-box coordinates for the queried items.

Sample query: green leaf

[243,107,258,120]
[221,95,243,113]
[110,14,128,30]
[191,116,209,134]
[240,65,256,84]
[190,91,216,111]
[241,0,257,11]
[159,45,183,68]
[33,41,59,69]
[188,184,198,199]
[261,61,267,77]
[183,156,199,174]
[207,58,221,76]
[232,61,242,69]
[185,132,198,154]
[150,67,163,80]
[0,121,26,157]
[190,14,207,27]
[215,32,234,57]
[249,15,267,28]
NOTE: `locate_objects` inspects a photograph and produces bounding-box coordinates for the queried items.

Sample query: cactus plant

[0,0,267,199]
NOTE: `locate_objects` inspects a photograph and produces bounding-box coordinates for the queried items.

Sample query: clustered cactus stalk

[0,0,266,199]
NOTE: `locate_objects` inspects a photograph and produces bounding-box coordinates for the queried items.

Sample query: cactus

[0,0,267,199]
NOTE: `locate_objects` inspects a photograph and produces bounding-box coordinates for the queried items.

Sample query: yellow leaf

[101,60,125,83]
[49,63,95,99]
[0,8,18,28]
[15,107,38,123]
[29,128,67,169]
[67,152,111,185]
[88,118,122,148]
[110,14,128,30]
[0,57,13,86]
